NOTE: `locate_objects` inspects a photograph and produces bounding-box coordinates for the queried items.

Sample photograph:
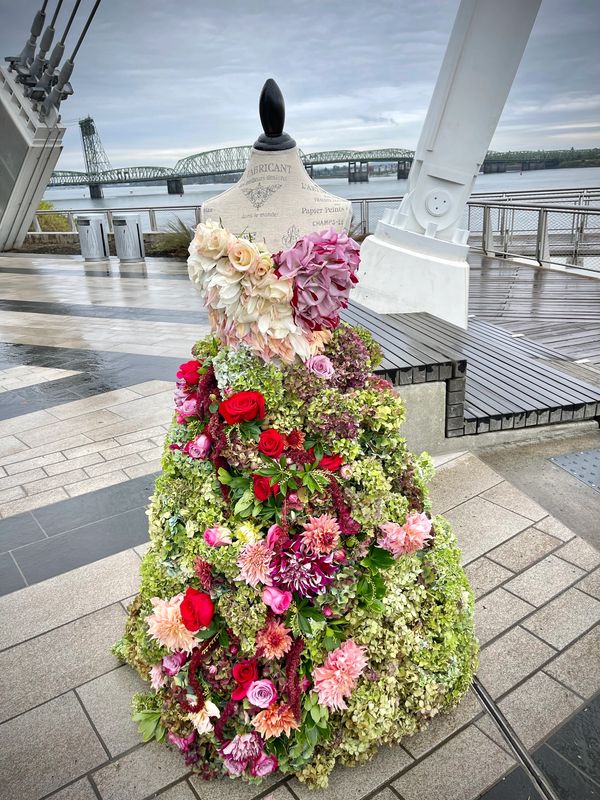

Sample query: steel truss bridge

[48,146,600,188]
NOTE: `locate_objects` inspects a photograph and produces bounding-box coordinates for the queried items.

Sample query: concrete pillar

[167,178,184,194]
[88,183,103,199]
[355,0,541,329]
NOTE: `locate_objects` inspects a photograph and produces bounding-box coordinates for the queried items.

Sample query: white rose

[194,220,233,259]
[228,238,259,272]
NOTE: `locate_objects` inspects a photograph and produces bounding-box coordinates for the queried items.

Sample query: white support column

[0,65,65,251]
[354,0,541,328]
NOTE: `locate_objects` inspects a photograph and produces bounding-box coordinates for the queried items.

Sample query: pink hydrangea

[274,229,360,332]
[377,512,432,558]
[313,639,368,711]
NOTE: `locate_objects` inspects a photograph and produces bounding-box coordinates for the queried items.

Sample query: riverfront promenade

[0,251,598,799]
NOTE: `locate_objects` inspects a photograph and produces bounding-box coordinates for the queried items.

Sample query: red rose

[179,587,214,632]
[319,453,343,472]
[232,682,252,701]
[253,474,279,502]
[232,660,258,684]
[177,359,201,386]
[219,391,265,425]
[258,429,285,459]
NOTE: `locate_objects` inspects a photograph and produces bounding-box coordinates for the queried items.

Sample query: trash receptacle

[76,214,110,261]
[113,214,145,262]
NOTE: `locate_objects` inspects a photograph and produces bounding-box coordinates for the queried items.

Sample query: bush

[34,200,71,232]
[152,217,194,259]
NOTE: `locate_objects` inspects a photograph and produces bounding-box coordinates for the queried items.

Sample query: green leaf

[209,402,219,414]
[306,724,319,746]
[310,705,321,724]
[362,547,396,570]
[217,467,232,485]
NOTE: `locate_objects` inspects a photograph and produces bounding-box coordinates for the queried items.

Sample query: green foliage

[153,217,194,259]
[34,200,70,232]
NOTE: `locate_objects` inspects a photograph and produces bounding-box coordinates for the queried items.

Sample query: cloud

[0,0,598,171]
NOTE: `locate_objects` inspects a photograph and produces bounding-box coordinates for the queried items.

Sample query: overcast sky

[1,0,599,171]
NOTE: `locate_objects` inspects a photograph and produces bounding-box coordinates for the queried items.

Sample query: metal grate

[550,448,600,493]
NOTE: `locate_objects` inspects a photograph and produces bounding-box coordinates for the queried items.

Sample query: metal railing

[466,202,600,272]
[32,192,600,272]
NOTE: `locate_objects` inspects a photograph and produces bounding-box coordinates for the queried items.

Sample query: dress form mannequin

[201,80,352,252]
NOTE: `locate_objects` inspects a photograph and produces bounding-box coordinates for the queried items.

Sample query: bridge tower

[79,116,112,199]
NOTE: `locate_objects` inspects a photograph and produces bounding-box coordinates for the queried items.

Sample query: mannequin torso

[201,146,352,251]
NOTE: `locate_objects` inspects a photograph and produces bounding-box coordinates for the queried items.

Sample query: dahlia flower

[188,700,220,734]
[252,703,299,738]
[256,618,293,660]
[270,539,337,596]
[237,540,273,587]
[301,514,341,554]
[145,595,198,653]
[221,731,263,764]
[313,639,368,711]
[149,663,165,690]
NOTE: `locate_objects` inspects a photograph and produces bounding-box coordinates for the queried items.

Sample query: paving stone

[486,528,562,573]
[393,725,514,800]
[577,568,600,599]
[1,434,90,466]
[477,626,556,698]
[0,604,125,722]
[475,588,535,645]
[44,451,105,475]
[0,434,28,459]
[534,516,576,542]
[402,689,481,758]
[444,497,532,565]
[556,537,600,571]
[45,777,98,799]
[503,555,585,606]
[156,782,201,800]
[13,506,149,585]
[0,466,46,491]
[92,740,189,800]
[65,470,130,497]
[429,454,503,515]
[4,451,66,475]
[534,742,600,800]
[463,557,513,598]
[0,551,26,595]
[479,480,548,521]
[24,467,88,496]
[49,388,141,420]
[78,665,148,756]
[0,693,107,800]
[522,588,600,649]
[544,626,600,698]
[190,773,282,800]
[290,743,413,800]
[476,672,583,751]
[0,487,69,518]
[0,549,140,649]
[0,511,45,552]
[18,409,125,447]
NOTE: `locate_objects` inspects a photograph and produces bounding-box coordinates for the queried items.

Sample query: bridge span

[49,145,600,197]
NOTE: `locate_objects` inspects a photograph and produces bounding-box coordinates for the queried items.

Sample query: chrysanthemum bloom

[149,663,165,690]
[256,618,293,660]
[252,703,299,738]
[402,512,433,553]
[270,539,337,596]
[188,700,220,734]
[145,595,198,652]
[301,514,341,554]
[238,541,273,587]
[313,639,368,711]
[378,512,432,558]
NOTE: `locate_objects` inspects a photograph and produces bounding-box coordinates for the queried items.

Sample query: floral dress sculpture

[115,221,479,788]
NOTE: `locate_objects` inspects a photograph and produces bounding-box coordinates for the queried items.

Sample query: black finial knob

[253,78,296,151]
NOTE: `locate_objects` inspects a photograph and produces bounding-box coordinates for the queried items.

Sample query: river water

[44,166,600,212]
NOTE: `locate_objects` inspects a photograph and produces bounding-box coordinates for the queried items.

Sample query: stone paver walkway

[0,453,598,800]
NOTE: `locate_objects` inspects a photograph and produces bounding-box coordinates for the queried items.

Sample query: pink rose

[162,651,188,676]
[266,524,285,549]
[306,354,335,379]
[181,397,198,417]
[250,752,278,777]
[262,586,292,614]
[183,433,211,459]
[246,679,278,708]
[333,549,347,563]
[203,526,232,547]
[222,757,245,776]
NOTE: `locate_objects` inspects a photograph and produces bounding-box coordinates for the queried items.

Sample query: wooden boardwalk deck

[346,253,600,437]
